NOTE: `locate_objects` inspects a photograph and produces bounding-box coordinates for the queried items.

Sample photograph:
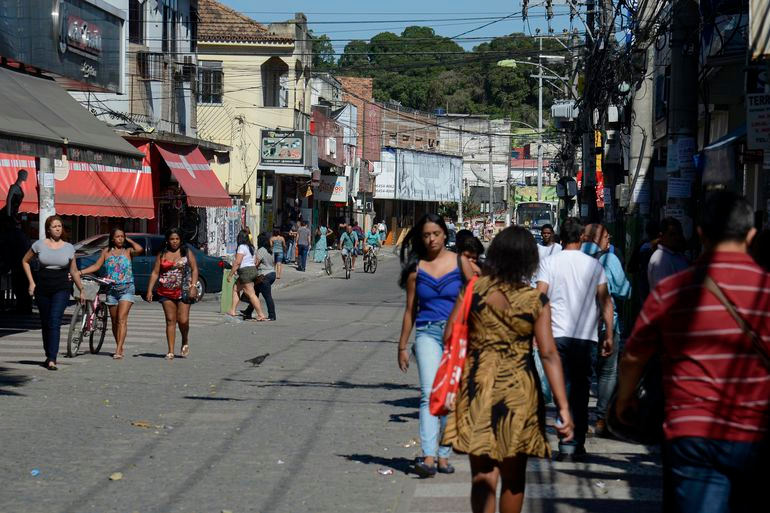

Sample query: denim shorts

[105,283,135,305]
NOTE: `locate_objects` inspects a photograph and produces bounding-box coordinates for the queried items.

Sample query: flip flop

[180,345,190,357]
[112,353,124,360]
[165,353,174,360]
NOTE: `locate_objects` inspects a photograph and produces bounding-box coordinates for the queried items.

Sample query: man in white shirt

[536,218,614,459]
[537,223,562,261]
[647,217,689,289]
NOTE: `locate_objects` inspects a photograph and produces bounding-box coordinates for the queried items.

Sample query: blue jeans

[413,321,452,459]
[555,337,593,451]
[284,240,295,263]
[36,289,70,362]
[663,437,770,513]
[592,328,620,420]
[297,245,309,271]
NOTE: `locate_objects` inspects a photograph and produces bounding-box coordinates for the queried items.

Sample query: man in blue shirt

[339,224,359,271]
[364,225,381,254]
[582,223,631,435]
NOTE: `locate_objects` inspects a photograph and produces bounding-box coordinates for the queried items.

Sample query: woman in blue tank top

[398,213,475,478]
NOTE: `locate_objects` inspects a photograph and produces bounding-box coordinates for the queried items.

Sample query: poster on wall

[260,130,305,165]
[373,148,396,199]
[396,150,462,202]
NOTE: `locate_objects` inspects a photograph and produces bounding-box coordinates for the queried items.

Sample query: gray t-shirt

[32,240,75,269]
[256,247,275,276]
[297,226,312,246]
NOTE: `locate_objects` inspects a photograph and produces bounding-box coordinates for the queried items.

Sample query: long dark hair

[257,232,272,254]
[163,227,187,257]
[398,213,448,288]
[484,226,539,285]
[108,227,125,250]
[236,229,254,256]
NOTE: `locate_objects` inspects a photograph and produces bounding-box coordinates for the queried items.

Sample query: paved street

[0,255,661,513]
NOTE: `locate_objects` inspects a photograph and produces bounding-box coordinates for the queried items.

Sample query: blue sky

[218,1,575,52]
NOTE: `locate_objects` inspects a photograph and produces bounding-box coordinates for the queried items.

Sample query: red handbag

[429,276,478,416]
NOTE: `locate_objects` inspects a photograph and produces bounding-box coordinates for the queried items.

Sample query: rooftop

[197,0,294,44]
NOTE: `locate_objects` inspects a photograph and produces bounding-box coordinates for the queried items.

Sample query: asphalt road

[0,255,661,513]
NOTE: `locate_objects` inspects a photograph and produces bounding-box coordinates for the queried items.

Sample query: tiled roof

[197,0,294,44]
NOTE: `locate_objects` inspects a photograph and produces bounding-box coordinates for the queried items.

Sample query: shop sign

[314,175,347,202]
[748,93,770,150]
[0,0,122,92]
[261,130,305,166]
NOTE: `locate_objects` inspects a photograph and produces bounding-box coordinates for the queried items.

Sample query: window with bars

[128,0,144,45]
[198,61,223,104]
[137,52,163,81]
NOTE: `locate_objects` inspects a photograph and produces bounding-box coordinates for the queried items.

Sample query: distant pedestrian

[254,233,277,321]
[313,223,330,263]
[535,218,614,460]
[351,220,365,253]
[145,228,199,360]
[397,213,474,478]
[617,191,770,513]
[283,219,297,265]
[472,223,480,239]
[627,220,659,302]
[226,229,267,321]
[538,223,562,261]
[270,229,285,279]
[378,219,388,243]
[443,226,573,513]
[581,223,631,435]
[296,220,312,271]
[0,214,32,314]
[454,229,483,276]
[20,215,85,370]
[77,227,144,359]
[647,217,688,290]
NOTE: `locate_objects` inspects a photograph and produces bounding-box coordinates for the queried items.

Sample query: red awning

[154,143,231,207]
[0,153,38,214]
[55,159,154,219]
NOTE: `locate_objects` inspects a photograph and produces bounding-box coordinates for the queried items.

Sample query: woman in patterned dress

[442,226,574,513]
[145,228,198,360]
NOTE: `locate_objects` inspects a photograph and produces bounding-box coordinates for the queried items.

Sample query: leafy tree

[310,31,336,71]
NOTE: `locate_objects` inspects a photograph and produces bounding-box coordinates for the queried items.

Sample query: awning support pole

[37,157,55,240]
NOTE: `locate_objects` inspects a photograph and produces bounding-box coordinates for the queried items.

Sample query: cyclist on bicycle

[339,224,359,272]
[364,225,381,255]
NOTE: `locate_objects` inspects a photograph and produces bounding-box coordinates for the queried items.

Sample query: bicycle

[363,247,378,274]
[323,253,333,276]
[67,275,114,358]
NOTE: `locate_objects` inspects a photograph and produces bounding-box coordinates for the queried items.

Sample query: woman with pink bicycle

[77,227,143,359]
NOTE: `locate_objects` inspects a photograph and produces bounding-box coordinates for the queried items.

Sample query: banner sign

[261,130,305,166]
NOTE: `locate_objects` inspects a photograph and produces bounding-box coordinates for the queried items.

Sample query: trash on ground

[130,420,156,429]
[277,459,285,464]
[378,468,394,476]
[402,438,419,448]
[595,481,606,489]
[109,472,124,481]
[30,469,40,477]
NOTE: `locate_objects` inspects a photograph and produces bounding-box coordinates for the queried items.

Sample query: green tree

[310,32,336,71]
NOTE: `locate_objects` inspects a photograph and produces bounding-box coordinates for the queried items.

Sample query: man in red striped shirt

[617,191,770,513]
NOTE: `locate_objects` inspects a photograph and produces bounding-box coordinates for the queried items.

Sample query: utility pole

[37,158,55,240]
[488,118,494,225]
[580,0,597,222]
[537,37,544,202]
[458,122,464,224]
[668,0,700,234]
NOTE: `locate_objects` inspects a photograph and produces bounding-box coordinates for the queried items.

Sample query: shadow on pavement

[132,353,171,359]
[183,395,247,402]
[227,378,419,391]
[339,453,416,475]
[380,396,419,408]
[0,366,33,396]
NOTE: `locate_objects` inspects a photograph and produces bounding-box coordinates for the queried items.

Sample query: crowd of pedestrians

[397,191,770,513]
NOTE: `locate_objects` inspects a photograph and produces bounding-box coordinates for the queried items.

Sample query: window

[262,57,289,107]
[162,5,177,53]
[138,52,163,81]
[128,0,144,45]
[198,61,223,104]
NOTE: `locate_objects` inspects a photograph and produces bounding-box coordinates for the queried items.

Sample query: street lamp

[498,48,566,202]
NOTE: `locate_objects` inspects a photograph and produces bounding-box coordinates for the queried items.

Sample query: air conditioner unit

[326,138,336,157]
